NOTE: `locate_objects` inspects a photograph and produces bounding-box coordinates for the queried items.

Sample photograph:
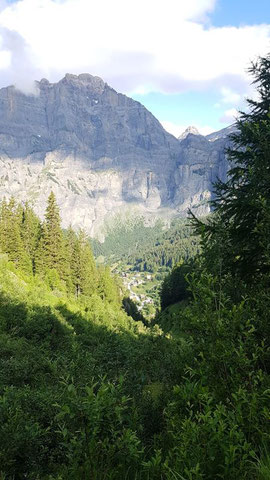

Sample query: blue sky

[210,0,270,27]
[0,0,269,136]
[131,0,270,135]
[132,90,224,131]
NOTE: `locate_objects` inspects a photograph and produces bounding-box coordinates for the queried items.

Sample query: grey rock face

[206,124,237,142]
[0,74,232,236]
[173,131,232,215]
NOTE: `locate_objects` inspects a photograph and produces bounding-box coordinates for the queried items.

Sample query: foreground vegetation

[1,54,270,479]
[0,253,184,479]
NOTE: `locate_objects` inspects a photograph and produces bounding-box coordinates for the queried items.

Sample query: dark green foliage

[91,216,166,260]
[20,202,41,270]
[160,272,270,479]
[0,198,32,273]
[52,379,143,479]
[0,255,183,480]
[191,55,270,281]
[122,296,146,323]
[35,191,69,281]
[97,265,121,304]
[160,260,193,310]
[92,217,200,271]
[128,220,200,272]
[67,228,97,297]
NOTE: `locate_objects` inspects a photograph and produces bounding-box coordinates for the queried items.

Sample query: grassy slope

[0,254,187,479]
[1,254,269,479]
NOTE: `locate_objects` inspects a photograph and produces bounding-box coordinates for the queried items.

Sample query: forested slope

[0,197,185,479]
[92,216,200,271]
[0,253,187,479]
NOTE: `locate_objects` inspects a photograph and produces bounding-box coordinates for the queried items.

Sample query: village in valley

[115,267,162,319]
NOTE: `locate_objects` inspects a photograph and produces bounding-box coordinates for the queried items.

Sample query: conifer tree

[192,54,270,281]
[67,228,97,297]
[97,265,120,304]
[78,230,97,297]
[20,202,41,270]
[0,198,9,252]
[35,192,68,280]
[0,198,32,273]
[66,226,78,293]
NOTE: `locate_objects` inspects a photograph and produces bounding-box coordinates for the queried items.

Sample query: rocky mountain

[178,126,200,141]
[206,124,237,142]
[0,73,233,237]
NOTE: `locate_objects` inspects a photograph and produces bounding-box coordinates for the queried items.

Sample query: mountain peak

[0,76,230,235]
[178,126,200,141]
[60,73,105,92]
[36,73,106,92]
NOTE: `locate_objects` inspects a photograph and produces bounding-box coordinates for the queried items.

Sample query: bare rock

[0,75,233,235]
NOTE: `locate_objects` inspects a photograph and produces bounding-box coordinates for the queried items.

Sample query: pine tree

[20,202,41,271]
[67,228,97,297]
[97,265,120,304]
[192,54,270,281]
[78,230,97,297]
[35,192,68,280]
[0,198,32,273]
[66,226,79,294]
[0,198,9,252]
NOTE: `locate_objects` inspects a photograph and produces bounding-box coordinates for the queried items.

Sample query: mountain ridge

[0,74,232,236]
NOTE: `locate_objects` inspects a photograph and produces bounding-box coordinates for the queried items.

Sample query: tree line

[0,192,120,304]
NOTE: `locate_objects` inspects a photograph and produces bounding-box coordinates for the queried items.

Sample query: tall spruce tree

[20,202,41,271]
[67,228,97,297]
[66,226,79,294]
[77,230,97,297]
[35,192,68,280]
[192,54,270,281]
[0,198,9,253]
[97,265,120,304]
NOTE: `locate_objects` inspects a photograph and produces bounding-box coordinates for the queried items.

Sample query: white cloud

[219,108,239,124]
[0,48,10,68]
[220,87,242,104]
[161,120,214,138]
[0,0,268,96]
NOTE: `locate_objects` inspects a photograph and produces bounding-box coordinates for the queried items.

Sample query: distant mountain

[0,74,233,236]
[178,126,201,141]
[206,124,237,142]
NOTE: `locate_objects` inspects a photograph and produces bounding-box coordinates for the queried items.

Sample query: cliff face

[0,73,232,236]
[174,132,231,212]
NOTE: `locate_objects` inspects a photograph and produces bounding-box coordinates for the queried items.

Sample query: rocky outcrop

[178,126,200,141]
[0,74,233,236]
[206,124,237,142]
[173,128,233,214]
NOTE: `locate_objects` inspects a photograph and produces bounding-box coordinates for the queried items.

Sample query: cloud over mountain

[0,0,269,98]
